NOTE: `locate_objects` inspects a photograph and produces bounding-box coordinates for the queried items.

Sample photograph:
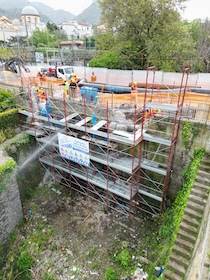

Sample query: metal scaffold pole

[160,66,190,212]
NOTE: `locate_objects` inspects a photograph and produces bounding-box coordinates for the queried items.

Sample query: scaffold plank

[141,159,166,175]
[146,102,178,111]
[75,117,92,127]
[91,120,107,131]
[112,130,134,139]
[23,129,45,137]
[60,112,79,122]
[143,133,171,146]
[138,189,162,202]
[81,135,118,149]
[40,156,137,200]
[112,128,145,141]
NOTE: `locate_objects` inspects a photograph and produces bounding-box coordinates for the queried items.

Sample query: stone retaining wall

[0,171,23,244]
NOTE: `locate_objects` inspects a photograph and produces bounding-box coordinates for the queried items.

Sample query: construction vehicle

[0,57,30,74]
[42,64,74,80]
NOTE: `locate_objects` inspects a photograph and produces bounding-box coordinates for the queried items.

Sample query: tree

[46,21,58,32]
[96,0,195,71]
[89,50,126,69]
[193,19,210,72]
[7,36,28,47]
[30,28,68,49]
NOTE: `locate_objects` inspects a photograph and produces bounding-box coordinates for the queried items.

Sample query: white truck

[42,65,75,80]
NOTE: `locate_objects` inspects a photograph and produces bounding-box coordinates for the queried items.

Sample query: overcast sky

[29,0,209,20]
[29,0,93,16]
[182,0,210,21]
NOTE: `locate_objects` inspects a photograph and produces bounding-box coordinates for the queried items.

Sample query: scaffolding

[18,65,190,217]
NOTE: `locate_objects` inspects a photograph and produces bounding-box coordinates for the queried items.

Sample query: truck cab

[56,66,74,80]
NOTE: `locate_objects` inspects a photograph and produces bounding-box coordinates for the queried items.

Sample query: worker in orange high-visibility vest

[91,72,97,82]
[151,108,157,116]
[144,109,151,122]
[130,81,138,106]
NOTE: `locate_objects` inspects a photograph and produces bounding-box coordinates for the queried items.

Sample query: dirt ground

[19,185,152,280]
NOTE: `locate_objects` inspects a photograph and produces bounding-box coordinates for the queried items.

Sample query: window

[58,69,64,75]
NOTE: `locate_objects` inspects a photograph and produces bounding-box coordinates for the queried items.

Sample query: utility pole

[71,34,74,66]
[24,15,31,63]
[84,35,87,67]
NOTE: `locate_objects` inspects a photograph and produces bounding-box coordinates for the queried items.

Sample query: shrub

[17,251,33,279]
[0,108,19,130]
[0,157,16,193]
[105,268,117,280]
[0,89,17,112]
[89,51,125,69]
[117,249,132,268]
[0,130,6,143]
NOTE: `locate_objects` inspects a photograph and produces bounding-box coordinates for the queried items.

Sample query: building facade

[0,6,46,42]
[58,20,93,39]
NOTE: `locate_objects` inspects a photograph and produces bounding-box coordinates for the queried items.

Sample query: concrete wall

[167,123,210,200]
[186,190,210,279]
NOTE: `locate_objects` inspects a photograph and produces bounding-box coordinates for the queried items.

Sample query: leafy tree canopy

[30,29,68,48]
[89,51,126,69]
[46,21,58,32]
[93,0,195,71]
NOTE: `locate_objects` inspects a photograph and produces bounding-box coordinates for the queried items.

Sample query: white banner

[58,133,90,167]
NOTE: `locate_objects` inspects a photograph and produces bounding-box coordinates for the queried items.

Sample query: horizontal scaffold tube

[78,81,184,94]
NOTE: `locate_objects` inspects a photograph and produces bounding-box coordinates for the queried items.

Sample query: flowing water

[17,130,59,171]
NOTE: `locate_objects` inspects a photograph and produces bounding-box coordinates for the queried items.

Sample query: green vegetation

[0,89,17,112]
[155,149,205,266]
[182,120,192,149]
[105,267,117,280]
[89,51,126,69]
[0,145,206,280]
[93,0,194,71]
[88,1,210,72]
[4,134,35,159]
[0,89,21,142]
[0,108,19,131]
[17,251,34,279]
[2,215,53,280]
[104,148,205,279]
[0,157,16,193]
[43,272,56,280]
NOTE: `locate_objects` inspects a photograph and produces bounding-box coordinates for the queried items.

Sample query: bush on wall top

[0,89,17,113]
[0,157,16,193]
[0,108,19,130]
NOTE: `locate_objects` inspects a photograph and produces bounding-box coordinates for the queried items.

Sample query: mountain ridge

[0,0,101,25]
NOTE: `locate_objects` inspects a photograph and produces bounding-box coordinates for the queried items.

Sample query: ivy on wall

[182,121,192,149]
[158,148,205,266]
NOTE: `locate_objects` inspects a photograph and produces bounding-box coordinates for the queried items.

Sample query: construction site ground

[4,184,156,280]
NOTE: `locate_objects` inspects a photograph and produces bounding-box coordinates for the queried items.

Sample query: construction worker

[40,91,47,102]
[37,70,44,78]
[69,74,78,98]
[36,88,43,102]
[63,79,69,99]
[144,109,151,123]
[91,72,97,82]
[151,108,157,116]
[130,81,138,106]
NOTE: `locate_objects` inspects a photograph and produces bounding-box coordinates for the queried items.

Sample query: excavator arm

[3,57,30,74]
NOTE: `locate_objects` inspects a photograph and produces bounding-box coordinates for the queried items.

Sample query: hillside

[75,1,101,25]
[0,0,101,25]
